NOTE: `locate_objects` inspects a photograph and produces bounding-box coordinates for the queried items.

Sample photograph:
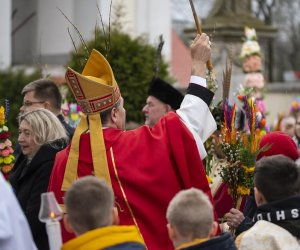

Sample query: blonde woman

[9,108,68,250]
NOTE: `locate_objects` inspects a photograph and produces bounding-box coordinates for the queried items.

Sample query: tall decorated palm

[0,101,15,179]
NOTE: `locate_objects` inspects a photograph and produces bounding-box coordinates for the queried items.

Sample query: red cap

[257,131,299,161]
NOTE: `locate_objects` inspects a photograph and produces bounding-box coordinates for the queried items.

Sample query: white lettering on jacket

[291,209,299,218]
[276,210,285,220]
[257,214,263,220]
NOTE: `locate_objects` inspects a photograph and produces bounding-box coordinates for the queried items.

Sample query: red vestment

[48,112,214,250]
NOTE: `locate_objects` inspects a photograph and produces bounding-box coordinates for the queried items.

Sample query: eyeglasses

[22,101,45,107]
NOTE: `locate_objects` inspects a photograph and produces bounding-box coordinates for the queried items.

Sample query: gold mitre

[65,49,121,114]
[62,49,120,191]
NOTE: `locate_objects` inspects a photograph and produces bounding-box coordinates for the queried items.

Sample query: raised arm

[177,33,217,159]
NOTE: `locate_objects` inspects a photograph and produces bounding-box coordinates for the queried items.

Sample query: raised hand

[190,33,211,78]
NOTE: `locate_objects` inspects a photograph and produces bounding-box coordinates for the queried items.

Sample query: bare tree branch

[97,4,108,58]
[57,7,90,58]
[107,0,113,59]
[12,12,36,36]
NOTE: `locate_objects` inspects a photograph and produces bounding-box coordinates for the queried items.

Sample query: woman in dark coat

[9,108,68,250]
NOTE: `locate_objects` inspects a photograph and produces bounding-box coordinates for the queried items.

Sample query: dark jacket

[237,195,300,238]
[106,242,146,250]
[178,233,237,250]
[9,140,67,250]
[57,114,74,138]
[253,195,300,238]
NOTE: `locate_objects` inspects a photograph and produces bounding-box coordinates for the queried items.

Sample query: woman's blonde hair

[19,108,68,146]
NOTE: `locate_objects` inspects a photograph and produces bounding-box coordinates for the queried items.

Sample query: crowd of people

[1,32,300,250]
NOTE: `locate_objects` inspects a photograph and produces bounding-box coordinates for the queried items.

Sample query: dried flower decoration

[219,98,269,209]
[204,59,232,176]
[0,101,15,176]
[289,97,300,117]
[240,27,261,59]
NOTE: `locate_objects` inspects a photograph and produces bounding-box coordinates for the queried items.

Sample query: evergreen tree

[0,69,40,143]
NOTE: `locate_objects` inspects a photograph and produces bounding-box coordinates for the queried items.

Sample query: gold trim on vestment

[61,114,112,191]
[89,114,112,186]
[62,115,89,191]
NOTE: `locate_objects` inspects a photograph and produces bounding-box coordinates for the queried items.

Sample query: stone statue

[209,0,252,17]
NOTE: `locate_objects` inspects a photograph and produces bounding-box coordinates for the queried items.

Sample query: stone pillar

[0,0,12,69]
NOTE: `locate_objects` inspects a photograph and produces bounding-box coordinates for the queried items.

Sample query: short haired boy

[166,188,236,250]
[236,155,300,249]
[62,176,145,250]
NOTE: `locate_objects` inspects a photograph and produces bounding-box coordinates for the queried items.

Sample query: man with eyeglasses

[20,79,74,137]
[14,79,74,156]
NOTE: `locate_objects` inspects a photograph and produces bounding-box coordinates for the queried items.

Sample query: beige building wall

[265,89,300,126]
[10,0,171,66]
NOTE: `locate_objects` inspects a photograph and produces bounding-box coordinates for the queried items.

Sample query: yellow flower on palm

[0,106,5,125]
[237,185,250,196]
[206,175,213,184]
[243,166,255,173]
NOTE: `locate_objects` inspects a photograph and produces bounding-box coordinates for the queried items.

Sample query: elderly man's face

[114,97,126,131]
[142,96,170,127]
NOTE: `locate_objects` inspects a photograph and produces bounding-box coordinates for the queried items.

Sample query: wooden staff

[189,0,213,71]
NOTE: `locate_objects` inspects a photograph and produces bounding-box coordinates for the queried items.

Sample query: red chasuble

[48,112,214,250]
